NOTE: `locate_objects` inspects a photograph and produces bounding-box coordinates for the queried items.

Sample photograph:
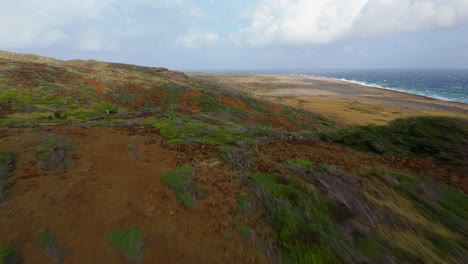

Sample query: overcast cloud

[237,0,468,45]
[1,0,467,69]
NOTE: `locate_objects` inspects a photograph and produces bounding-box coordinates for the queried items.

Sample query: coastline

[307,75,468,105]
[191,73,468,126]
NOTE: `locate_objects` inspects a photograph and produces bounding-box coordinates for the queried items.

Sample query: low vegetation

[0,244,20,264]
[126,144,139,159]
[160,165,198,207]
[245,159,468,263]
[236,223,252,238]
[237,194,255,215]
[0,151,16,179]
[322,116,468,169]
[108,228,143,263]
[35,135,74,171]
[0,151,16,203]
[38,230,64,263]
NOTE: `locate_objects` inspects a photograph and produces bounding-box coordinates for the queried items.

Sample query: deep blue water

[286,69,468,104]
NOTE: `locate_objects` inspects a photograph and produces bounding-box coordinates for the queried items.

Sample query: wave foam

[309,75,460,103]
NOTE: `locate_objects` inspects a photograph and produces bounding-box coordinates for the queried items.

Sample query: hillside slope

[1,51,467,263]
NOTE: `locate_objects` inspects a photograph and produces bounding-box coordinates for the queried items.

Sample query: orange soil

[218,96,250,112]
[180,91,201,111]
[263,115,300,132]
[0,126,268,263]
[262,102,282,113]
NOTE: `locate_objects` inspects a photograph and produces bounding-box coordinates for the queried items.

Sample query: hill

[0,51,467,263]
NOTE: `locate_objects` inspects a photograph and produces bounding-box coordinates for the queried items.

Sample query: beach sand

[191,73,468,126]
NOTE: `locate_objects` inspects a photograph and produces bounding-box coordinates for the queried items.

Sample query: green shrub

[0,244,19,264]
[285,160,314,171]
[176,192,196,208]
[108,228,143,263]
[323,116,468,167]
[36,135,74,171]
[160,165,198,207]
[218,145,254,172]
[199,94,223,112]
[0,151,16,179]
[0,151,17,203]
[247,173,341,262]
[237,194,254,214]
[38,230,64,263]
[152,114,250,145]
[369,169,468,234]
[160,165,194,191]
[92,103,118,114]
[236,223,252,237]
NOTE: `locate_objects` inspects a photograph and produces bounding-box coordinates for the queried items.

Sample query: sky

[1,0,468,71]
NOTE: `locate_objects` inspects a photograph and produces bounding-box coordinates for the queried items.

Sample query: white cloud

[0,0,115,49]
[176,30,219,48]
[236,0,468,46]
[0,0,206,51]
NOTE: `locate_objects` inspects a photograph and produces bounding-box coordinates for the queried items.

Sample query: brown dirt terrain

[3,125,464,263]
[0,126,269,263]
[218,96,250,112]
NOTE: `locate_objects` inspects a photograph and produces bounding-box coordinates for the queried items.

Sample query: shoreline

[297,75,468,109]
[191,73,468,126]
[299,75,467,106]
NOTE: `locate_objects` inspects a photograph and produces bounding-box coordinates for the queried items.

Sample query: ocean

[284,69,468,104]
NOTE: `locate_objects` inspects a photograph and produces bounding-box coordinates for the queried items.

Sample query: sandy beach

[192,73,468,126]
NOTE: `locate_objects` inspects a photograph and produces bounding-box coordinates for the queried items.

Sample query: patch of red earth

[180,90,201,111]
[0,101,14,116]
[263,115,300,132]
[252,140,467,192]
[126,76,144,82]
[262,102,282,113]
[218,96,251,112]
[0,126,268,263]
[81,79,112,94]
[106,83,165,110]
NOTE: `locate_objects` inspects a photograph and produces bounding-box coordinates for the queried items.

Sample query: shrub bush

[36,135,74,171]
[108,228,143,263]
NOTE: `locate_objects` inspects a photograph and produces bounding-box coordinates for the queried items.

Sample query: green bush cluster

[248,173,345,263]
[237,195,253,212]
[160,165,198,207]
[0,244,19,264]
[0,151,16,203]
[152,114,250,145]
[38,230,64,263]
[108,228,143,263]
[247,172,412,263]
[370,169,468,238]
[235,223,252,238]
[322,116,468,167]
[284,160,314,171]
[365,169,468,262]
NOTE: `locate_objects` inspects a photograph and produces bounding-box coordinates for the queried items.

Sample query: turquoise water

[286,69,468,104]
